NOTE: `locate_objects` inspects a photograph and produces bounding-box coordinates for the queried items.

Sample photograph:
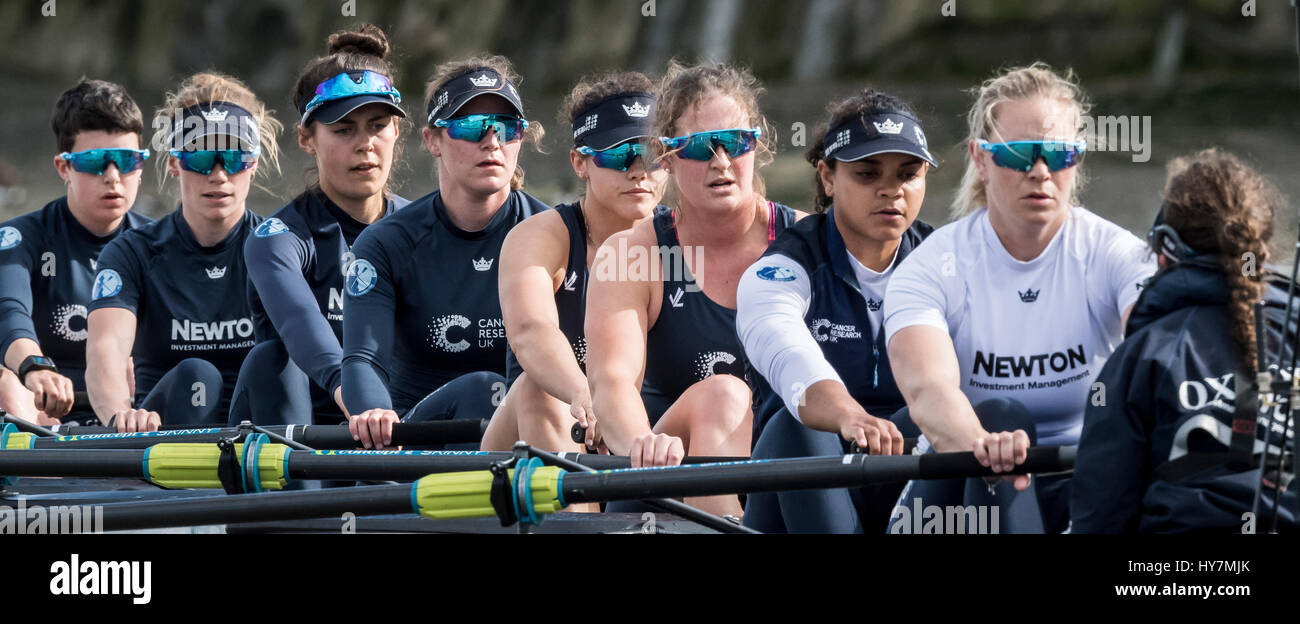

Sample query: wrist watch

[18,355,57,385]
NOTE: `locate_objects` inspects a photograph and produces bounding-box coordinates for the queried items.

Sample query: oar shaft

[560,446,1075,504]
[32,421,488,449]
[0,447,748,482]
[90,485,414,532]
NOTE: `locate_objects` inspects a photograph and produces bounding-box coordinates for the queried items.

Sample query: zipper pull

[872,343,880,388]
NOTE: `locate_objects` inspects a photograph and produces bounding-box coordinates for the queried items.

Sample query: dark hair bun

[327,24,389,59]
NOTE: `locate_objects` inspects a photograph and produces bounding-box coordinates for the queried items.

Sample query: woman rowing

[739,88,933,533]
[87,73,282,432]
[586,61,804,517]
[341,56,547,449]
[481,72,666,454]
[883,63,1155,532]
[231,24,408,428]
[0,79,153,426]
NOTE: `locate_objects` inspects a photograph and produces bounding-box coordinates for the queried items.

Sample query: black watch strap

[17,355,57,385]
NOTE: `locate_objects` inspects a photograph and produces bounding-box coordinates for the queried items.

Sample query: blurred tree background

[0,0,1296,258]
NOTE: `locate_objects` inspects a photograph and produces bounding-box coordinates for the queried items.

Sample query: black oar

[26,420,487,449]
[40,445,1075,532]
[0,446,747,484]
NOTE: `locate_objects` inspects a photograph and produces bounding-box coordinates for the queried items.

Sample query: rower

[481,72,667,456]
[586,61,804,518]
[85,73,283,432]
[738,87,935,533]
[341,57,548,450]
[0,79,154,426]
[884,63,1156,533]
[231,24,408,430]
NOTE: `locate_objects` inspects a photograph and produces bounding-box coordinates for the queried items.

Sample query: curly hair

[1161,148,1283,374]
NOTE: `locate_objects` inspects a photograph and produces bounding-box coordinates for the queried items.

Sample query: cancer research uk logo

[0,226,21,250]
[756,265,797,282]
[428,314,505,352]
[345,259,377,296]
[91,269,123,300]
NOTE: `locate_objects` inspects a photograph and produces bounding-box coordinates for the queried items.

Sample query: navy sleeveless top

[505,201,590,386]
[640,202,796,424]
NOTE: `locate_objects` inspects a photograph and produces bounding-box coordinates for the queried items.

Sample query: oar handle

[849,438,920,455]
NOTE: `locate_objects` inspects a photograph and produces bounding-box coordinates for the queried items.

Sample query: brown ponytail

[1161,148,1283,374]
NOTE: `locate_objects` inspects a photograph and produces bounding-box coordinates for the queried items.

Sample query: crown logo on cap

[873,118,903,135]
[469,73,498,88]
[201,109,229,122]
[622,101,650,118]
[1018,288,1040,303]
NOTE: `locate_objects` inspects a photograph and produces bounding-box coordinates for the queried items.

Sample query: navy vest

[749,208,933,437]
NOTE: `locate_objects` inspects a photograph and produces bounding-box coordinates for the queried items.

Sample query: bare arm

[500,214,590,414]
[888,325,984,452]
[585,227,656,455]
[889,325,1029,486]
[85,307,147,427]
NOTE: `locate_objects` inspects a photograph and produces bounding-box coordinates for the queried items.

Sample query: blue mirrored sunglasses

[433,114,529,143]
[659,127,761,161]
[301,71,401,122]
[170,149,259,175]
[59,149,150,175]
[576,140,657,172]
[977,139,1086,172]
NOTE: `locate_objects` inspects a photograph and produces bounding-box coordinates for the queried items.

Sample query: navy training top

[342,190,550,413]
[0,197,153,388]
[88,209,263,410]
[245,189,409,396]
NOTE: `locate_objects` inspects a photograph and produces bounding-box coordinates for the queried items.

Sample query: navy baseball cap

[426,67,524,124]
[165,101,260,151]
[822,110,937,167]
[572,92,655,150]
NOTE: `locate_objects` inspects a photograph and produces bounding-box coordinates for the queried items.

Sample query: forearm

[4,337,43,372]
[512,323,588,405]
[796,379,864,435]
[905,383,983,452]
[341,356,393,414]
[85,339,133,425]
[589,371,652,454]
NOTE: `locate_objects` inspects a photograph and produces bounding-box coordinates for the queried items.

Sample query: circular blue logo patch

[254,218,288,238]
[91,269,123,300]
[756,265,797,282]
[0,226,22,250]
[345,259,377,296]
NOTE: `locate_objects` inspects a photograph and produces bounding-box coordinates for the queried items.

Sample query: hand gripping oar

[573,421,923,456]
[26,420,488,449]
[50,445,1076,532]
